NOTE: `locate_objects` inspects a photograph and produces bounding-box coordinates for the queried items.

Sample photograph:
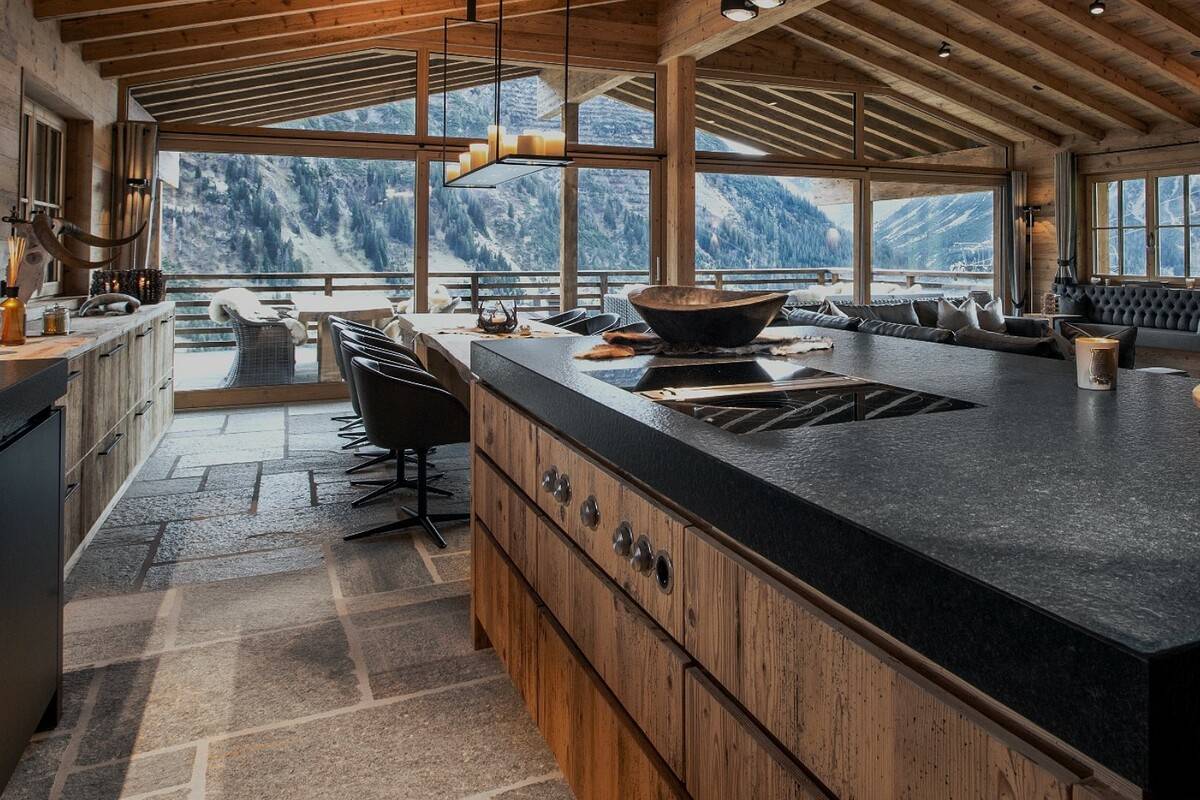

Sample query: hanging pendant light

[721,0,758,22]
[1089,0,1105,14]
[442,0,573,188]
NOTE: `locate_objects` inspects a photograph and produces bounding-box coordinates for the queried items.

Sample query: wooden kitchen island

[468,328,1200,800]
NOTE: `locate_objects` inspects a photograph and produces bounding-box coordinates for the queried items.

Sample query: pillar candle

[521,130,547,156]
[1075,337,1119,391]
[458,151,473,175]
[469,143,489,169]
[445,163,461,182]
[487,125,504,157]
[543,131,566,157]
[500,134,518,158]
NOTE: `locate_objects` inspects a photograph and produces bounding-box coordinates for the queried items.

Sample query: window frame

[1086,167,1200,282]
[19,99,67,297]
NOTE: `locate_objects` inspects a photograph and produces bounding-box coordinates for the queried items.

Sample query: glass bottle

[0,284,27,346]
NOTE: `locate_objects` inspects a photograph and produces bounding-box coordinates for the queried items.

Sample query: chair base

[343,509,468,548]
[344,449,462,546]
[350,475,449,508]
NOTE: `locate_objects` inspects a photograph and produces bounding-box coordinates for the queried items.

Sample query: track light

[1089,0,1105,14]
[749,0,786,8]
[937,41,952,58]
[721,0,758,21]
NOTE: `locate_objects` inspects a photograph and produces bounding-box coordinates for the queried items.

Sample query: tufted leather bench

[1054,282,1200,352]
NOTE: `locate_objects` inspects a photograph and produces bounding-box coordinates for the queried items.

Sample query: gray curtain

[1053,150,1077,283]
[111,121,159,269]
[1007,171,1028,313]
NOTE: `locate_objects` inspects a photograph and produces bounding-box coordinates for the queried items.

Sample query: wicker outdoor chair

[221,306,297,388]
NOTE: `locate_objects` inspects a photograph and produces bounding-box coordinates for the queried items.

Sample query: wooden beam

[1031,0,1200,97]
[657,0,829,63]
[948,0,1200,126]
[698,29,884,88]
[663,56,696,286]
[36,0,205,22]
[865,0,1149,133]
[695,86,851,159]
[815,5,1105,140]
[559,103,579,311]
[1122,0,1200,47]
[779,17,1063,145]
[97,0,621,77]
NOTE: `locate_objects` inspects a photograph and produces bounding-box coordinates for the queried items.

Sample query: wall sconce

[126,178,149,192]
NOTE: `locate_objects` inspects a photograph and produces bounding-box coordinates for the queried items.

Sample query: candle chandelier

[442,0,573,188]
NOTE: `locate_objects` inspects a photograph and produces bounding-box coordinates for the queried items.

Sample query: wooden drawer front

[537,610,687,800]
[472,385,538,500]
[83,417,130,529]
[156,374,174,434]
[131,390,159,465]
[472,521,540,720]
[63,463,85,562]
[536,518,687,777]
[684,532,1077,800]
[132,321,157,399]
[686,669,830,800]
[472,452,539,577]
[536,427,686,642]
[90,333,133,445]
[62,355,87,471]
[155,312,175,383]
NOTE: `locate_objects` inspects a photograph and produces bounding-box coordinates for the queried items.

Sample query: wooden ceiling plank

[658,0,830,62]
[815,5,1105,139]
[1032,0,1200,96]
[132,52,397,96]
[1123,0,1200,47]
[866,90,1011,147]
[948,0,1200,126]
[695,86,853,159]
[709,83,855,143]
[182,81,423,124]
[866,0,1149,133]
[779,17,1063,144]
[36,0,206,22]
[861,97,976,152]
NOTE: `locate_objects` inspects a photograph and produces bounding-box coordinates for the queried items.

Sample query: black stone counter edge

[473,344,1199,795]
[0,359,69,444]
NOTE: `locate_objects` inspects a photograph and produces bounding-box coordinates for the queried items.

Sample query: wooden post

[663,56,696,287]
[559,102,580,311]
[415,157,430,313]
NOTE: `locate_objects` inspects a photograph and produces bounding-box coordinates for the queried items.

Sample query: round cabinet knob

[630,535,654,574]
[612,522,633,556]
[654,550,674,595]
[541,466,559,492]
[579,495,600,529]
[553,474,572,505]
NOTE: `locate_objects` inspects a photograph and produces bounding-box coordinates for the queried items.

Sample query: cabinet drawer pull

[630,535,654,574]
[98,432,125,457]
[654,551,674,595]
[64,482,80,501]
[135,399,155,417]
[552,474,572,505]
[541,466,559,492]
[612,521,633,556]
[136,329,151,339]
[100,342,126,358]
[159,378,173,391]
[66,369,83,384]
[159,315,174,325]
[579,495,600,529]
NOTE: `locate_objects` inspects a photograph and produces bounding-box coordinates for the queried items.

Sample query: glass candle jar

[42,305,70,336]
[1075,337,1119,391]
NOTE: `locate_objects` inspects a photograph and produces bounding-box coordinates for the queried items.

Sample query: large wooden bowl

[627,286,788,348]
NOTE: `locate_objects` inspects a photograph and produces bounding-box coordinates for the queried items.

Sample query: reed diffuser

[1,232,27,346]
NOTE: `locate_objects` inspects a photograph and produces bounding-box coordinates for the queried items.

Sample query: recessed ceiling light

[749,0,785,7]
[1089,0,1105,15]
[1191,49,1200,58]
[937,41,952,58]
[1033,84,1044,91]
[720,0,758,21]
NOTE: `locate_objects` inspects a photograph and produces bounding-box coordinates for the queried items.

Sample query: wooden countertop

[0,302,174,362]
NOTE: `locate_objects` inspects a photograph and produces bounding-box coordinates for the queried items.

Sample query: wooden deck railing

[163,266,993,350]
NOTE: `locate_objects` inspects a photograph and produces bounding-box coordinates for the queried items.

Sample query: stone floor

[2,401,572,800]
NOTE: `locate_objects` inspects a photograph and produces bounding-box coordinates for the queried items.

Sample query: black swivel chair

[613,321,651,334]
[346,356,470,547]
[540,307,588,328]
[563,312,622,335]
[334,328,422,450]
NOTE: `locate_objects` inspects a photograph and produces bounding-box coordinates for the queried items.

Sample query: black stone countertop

[472,327,1200,795]
[0,359,67,444]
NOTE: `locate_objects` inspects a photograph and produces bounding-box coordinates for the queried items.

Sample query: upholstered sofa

[1053,282,1200,353]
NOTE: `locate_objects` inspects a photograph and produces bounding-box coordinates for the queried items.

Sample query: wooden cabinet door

[536,610,687,800]
[472,452,539,577]
[91,333,132,444]
[63,462,85,562]
[132,321,156,401]
[155,311,175,384]
[61,355,86,471]
[86,417,130,527]
[472,384,538,500]
[472,521,540,721]
[536,518,688,777]
[684,530,1080,800]
[686,669,831,800]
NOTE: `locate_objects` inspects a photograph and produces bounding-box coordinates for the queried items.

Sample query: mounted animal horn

[31,214,121,270]
[55,218,147,249]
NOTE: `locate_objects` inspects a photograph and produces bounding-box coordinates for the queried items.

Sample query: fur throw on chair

[209,287,308,346]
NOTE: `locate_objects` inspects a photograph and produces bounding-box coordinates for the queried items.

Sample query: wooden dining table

[390,313,575,406]
[291,292,395,382]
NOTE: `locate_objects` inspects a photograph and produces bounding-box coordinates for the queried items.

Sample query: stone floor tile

[173,568,336,645]
[61,747,194,800]
[0,735,69,800]
[328,537,436,597]
[105,489,254,527]
[256,471,314,513]
[169,413,227,433]
[66,590,171,634]
[134,453,177,482]
[493,778,574,799]
[357,600,500,698]
[430,551,470,583]
[261,451,359,475]
[66,545,151,602]
[287,432,355,453]
[89,524,161,548]
[286,413,350,435]
[157,430,284,456]
[175,448,284,470]
[223,410,286,433]
[341,580,469,619]
[76,621,358,765]
[348,592,469,631]
[65,619,169,668]
[202,462,259,490]
[51,669,96,733]
[438,523,471,553]
[169,465,208,479]
[142,545,324,591]
[123,478,204,498]
[287,400,353,416]
[204,678,555,800]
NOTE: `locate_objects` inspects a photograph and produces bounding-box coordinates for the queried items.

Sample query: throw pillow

[955,327,1063,359]
[976,299,1007,334]
[1057,322,1137,369]
[873,301,921,327]
[859,319,955,344]
[785,308,861,331]
[818,299,849,317]
[1059,294,1090,317]
[821,299,878,320]
[937,297,979,331]
[913,299,940,328]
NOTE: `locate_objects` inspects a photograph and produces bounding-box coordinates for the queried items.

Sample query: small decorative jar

[0,285,26,346]
[1075,337,1119,391]
[42,305,70,336]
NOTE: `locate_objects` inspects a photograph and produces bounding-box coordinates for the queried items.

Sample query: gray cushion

[859,319,955,344]
[1058,322,1138,367]
[821,299,878,320]
[1059,294,1090,317]
[913,299,940,328]
[975,299,1007,333]
[1003,316,1050,338]
[937,298,979,331]
[785,308,861,331]
[956,327,1063,359]
[873,301,921,326]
